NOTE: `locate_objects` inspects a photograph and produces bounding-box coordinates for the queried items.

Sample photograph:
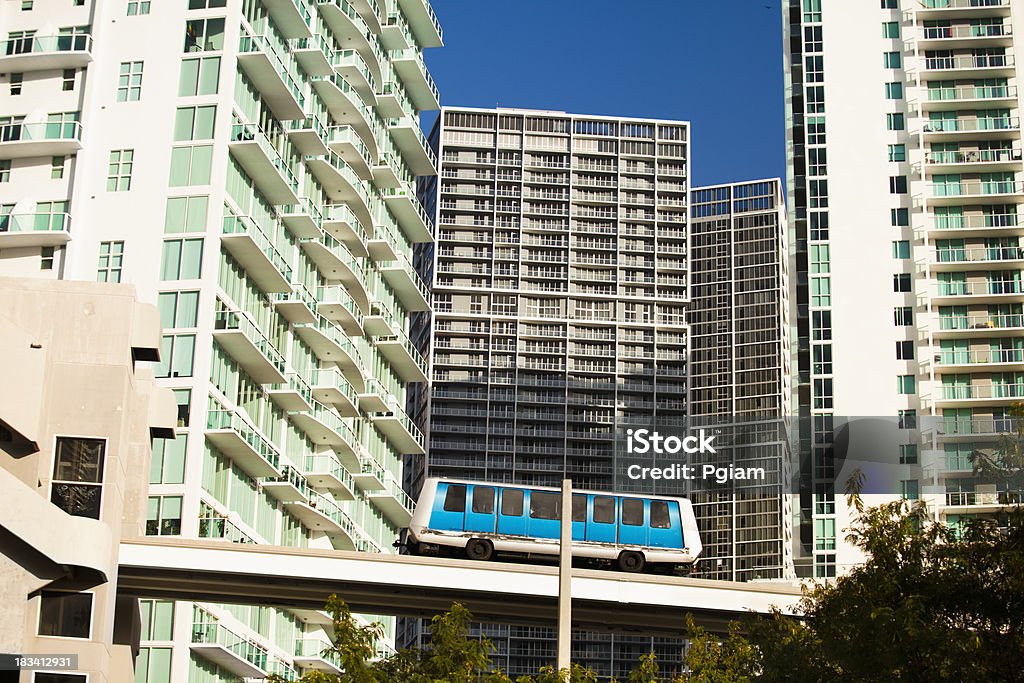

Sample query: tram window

[530,491,560,520]
[443,484,466,512]
[593,496,615,524]
[472,487,495,514]
[501,488,524,516]
[650,501,671,529]
[622,498,644,526]
[572,494,587,522]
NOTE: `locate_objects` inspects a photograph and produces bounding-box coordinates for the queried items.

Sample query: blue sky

[423,0,786,187]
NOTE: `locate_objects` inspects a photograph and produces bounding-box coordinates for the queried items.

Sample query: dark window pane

[593,496,615,524]
[51,483,101,519]
[53,437,105,483]
[622,498,644,526]
[443,484,466,512]
[38,592,92,638]
[471,487,494,514]
[530,491,560,520]
[35,675,87,683]
[651,501,671,529]
[572,494,586,522]
[501,488,523,516]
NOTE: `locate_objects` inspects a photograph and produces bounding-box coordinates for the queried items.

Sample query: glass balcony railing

[0,212,71,236]
[387,114,437,166]
[197,516,257,543]
[192,611,269,672]
[924,54,1014,71]
[229,123,301,197]
[325,203,369,244]
[326,124,374,170]
[932,213,1020,230]
[939,312,1024,330]
[268,370,314,404]
[295,638,341,668]
[304,453,356,492]
[923,24,1012,40]
[213,309,288,375]
[238,29,306,110]
[311,366,359,404]
[923,117,1020,133]
[262,463,313,496]
[925,148,1022,164]
[938,415,1021,435]
[333,49,377,92]
[922,0,1009,9]
[206,408,282,472]
[1,33,92,56]
[927,85,1017,101]
[936,280,1024,296]
[0,119,81,143]
[222,213,294,282]
[945,490,1023,506]
[389,46,439,104]
[934,246,1024,263]
[937,348,1024,365]
[941,383,1024,399]
[930,180,1024,198]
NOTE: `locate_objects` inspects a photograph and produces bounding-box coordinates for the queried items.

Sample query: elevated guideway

[117,538,803,634]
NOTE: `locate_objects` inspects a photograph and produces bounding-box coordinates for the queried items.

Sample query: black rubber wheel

[617,551,646,573]
[466,539,494,561]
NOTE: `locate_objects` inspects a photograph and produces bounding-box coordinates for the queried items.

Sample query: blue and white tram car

[407,478,702,573]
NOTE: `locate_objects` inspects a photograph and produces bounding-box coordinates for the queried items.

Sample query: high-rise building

[783,0,1024,577]
[0,0,441,678]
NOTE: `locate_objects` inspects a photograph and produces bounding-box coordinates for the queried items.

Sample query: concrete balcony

[324,203,369,257]
[191,614,269,678]
[935,382,1024,407]
[920,53,1016,79]
[326,124,373,180]
[367,220,403,262]
[310,367,360,417]
[372,150,405,189]
[289,400,359,456]
[915,0,1010,18]
[279,198,323,239]
[943,489,1023,513]
[303,454,356,500]
[0,212,71,247]
[212,309,288,383]
[294,638,342,675]
[304,151,374,229]
[387,114,437,175]
[300,231,370,313]
[261,0,314,39]
[381,8,415,50]
[357,376,390,413]
[237,31,306,120]
[293,315,367,390]
[382,183,433,243]
[370,396,425,454]
[285,116,330,157]
[261,464,312,503]
[380,252,431,312]
[363,302,392,336]
[298,491,358,549]
[228,123,301,205]
[311,72,382,158]
[926,212,1022,238]
[389,47,440,110]
[377,79,412,119]
[935,347,1024,371]
[205,409,282,478]
[0,119,82,159]
[921,116,1021,141]
[352,455,387,491]
[397,0,443,48]
[367,475,416,526]
[933,313,1024,338]
[317,284,364,335]
[0,33,92,71]
[267,372,314,412]
[221,214,293,293]
[931,245,1024,271]
[923,147,1023,173]
[197,516,257,544]
[927,179,1024,205]
[316,0,385,81]
[332,49,377,103]
[922,84,1017,112]
[918,22,1013,49]
[271,282,318,323]
[932,279,1024,305]
[931,415,1020,440]
[373,319,429,383]
[289,34,333,76]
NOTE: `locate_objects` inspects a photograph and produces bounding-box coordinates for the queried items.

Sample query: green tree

[680,617,756,683]
[972,402,1024,504]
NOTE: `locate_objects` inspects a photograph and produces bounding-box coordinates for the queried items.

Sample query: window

[174,105,216,141]
[900,479,920,500]
[158,290,199,328]
[894,273,912,292]
[811,244,830,273]
[139,599,174,640]
[160,238,203,280]
[51,155,66,179]
[150,435,186,484]
[887,113,905,131]
[530,491,560,520]
[62,68,75,91]
[164,196,209,232]
[96,240,124,282]
[169,145,213,186]
[899,444,918,464]
[886,82,904,99]
[10,72,22,95]
[897,374,916,394]
[593,496,615,524]
[803,0,821,22]
[443,484,466,512]
[884,51,902,68]
[881,0,897,7]
[810,211,829,240]
[811,277,831,306]
[189,0,228,8]
[0,160,10,183]
[35,675,87,683]
[50,437,105,519]
[155,334,195,378]
[146,495,182,535]
[890,175,908,194]
[896,340,915,359]
[41,246,55,270]
[892,207,910,226]
[471,487,494,514]
[184,18,225,52]
[888,144,906,162]
[883,22,900,39]
[500,488,523,516]
[814,518,836,551]
[572,495,586,522]
[106,149,133,191]
[621,498,644,526]
[808,148,827,175]
[21,0,33,9]
[650,501,671,529]
[116,61,143,101]
[174,388,191,427]
[135,648,172,683]
[38,592,92,638]
[899,410,917,429]
[179,56,221,95]
[894,306,913,325]
[892,240,910,258]
[813,344,832,374]
[812,310,832,340]
[127,0,151,14]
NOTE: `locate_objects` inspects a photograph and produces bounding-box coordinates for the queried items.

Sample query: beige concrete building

[0,277,175,683]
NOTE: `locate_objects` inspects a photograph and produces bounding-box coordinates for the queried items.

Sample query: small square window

[883,22,900,39]
[117,61,144,102]
[894,306,913,326]
[884,51,902,68]
[0,160,10,183]
[885,82,904,99]
[38,591,93,638]
[41,246,55,270]
[881,0,897,7]
[127,0,151,14]
[892,240,910,258]
[888,144,906,162]
[890,175,908,194]
[21,0,33,10]
[894,273,912,292]
[897,374,916,394]
[892,208,910,226]
[896,340,914,360]
[899,444,918,464]
[62,68,76,91]
[887,113,906,131]
[899,410,917,429]
[52,156,66,180]
[10,73,23,96]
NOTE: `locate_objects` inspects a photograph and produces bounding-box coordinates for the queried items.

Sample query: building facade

[783,0,1024,577]
[0,0,441,679]
[0,278,176,683]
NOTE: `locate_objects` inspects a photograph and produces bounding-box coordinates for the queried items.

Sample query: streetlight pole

[556,478,572,673]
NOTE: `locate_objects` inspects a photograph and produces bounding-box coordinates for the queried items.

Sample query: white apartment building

[784,0,1024,577]
[0,0,441,679]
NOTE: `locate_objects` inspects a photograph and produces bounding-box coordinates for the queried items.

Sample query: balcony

[377,79,412,119]
[931,245,1024,270]
[317,284,364,335]
[316,0,384,80]
[379,252,431,312]
[191,614,268,678]
[279,198,322,239]
[388,114,438,175]
[927,179,1024,205]
[381,8,415,50]
[916,0,1011,19]
[294,491,358,549]
[918,22,1013,48]
[289,400,359,459]
[262,0,314,39]
[933,312,1024,338]
[936,382,1024,407]
[921,116,1020,141]
[933,415,1020,439]
[228,123,301,205]
[285,116,330,157]
[289,34,333,76]
[324,203,369,257]
[927,212,1021,237]
[303,454,356,500]
[367,475,416,526]
[221,214,293,293]
[267,372,314,412]
[311,73,382,157]
[352,455,387,491]
[396,0,443,48]
[310,367,360,417]
[237,31,305,120]
[0,213,71,247]
[294,638,342,674]
[935,347,1024,371]
[382,183,433,243]
[370,397,425,454]
[920,53,1015,79]
[300,231,370,313]
[212,310,288,384]
[943,489,1023,512]
[363,303,392,336]
[261,464,312,503]
[332,49,377,102]
[358,376,390,413]
[304,151,374,228]
[0,119,82,159]
[923,147,1023,172]
[293,315,367,389]
[205,409,282,478]
[373,319,429,383]
[271,282,318,323]
[0,33,92,71]
[197,516,257,544]
[326,125,374,180]
[389,47,440,110]
[367,219,403,262]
